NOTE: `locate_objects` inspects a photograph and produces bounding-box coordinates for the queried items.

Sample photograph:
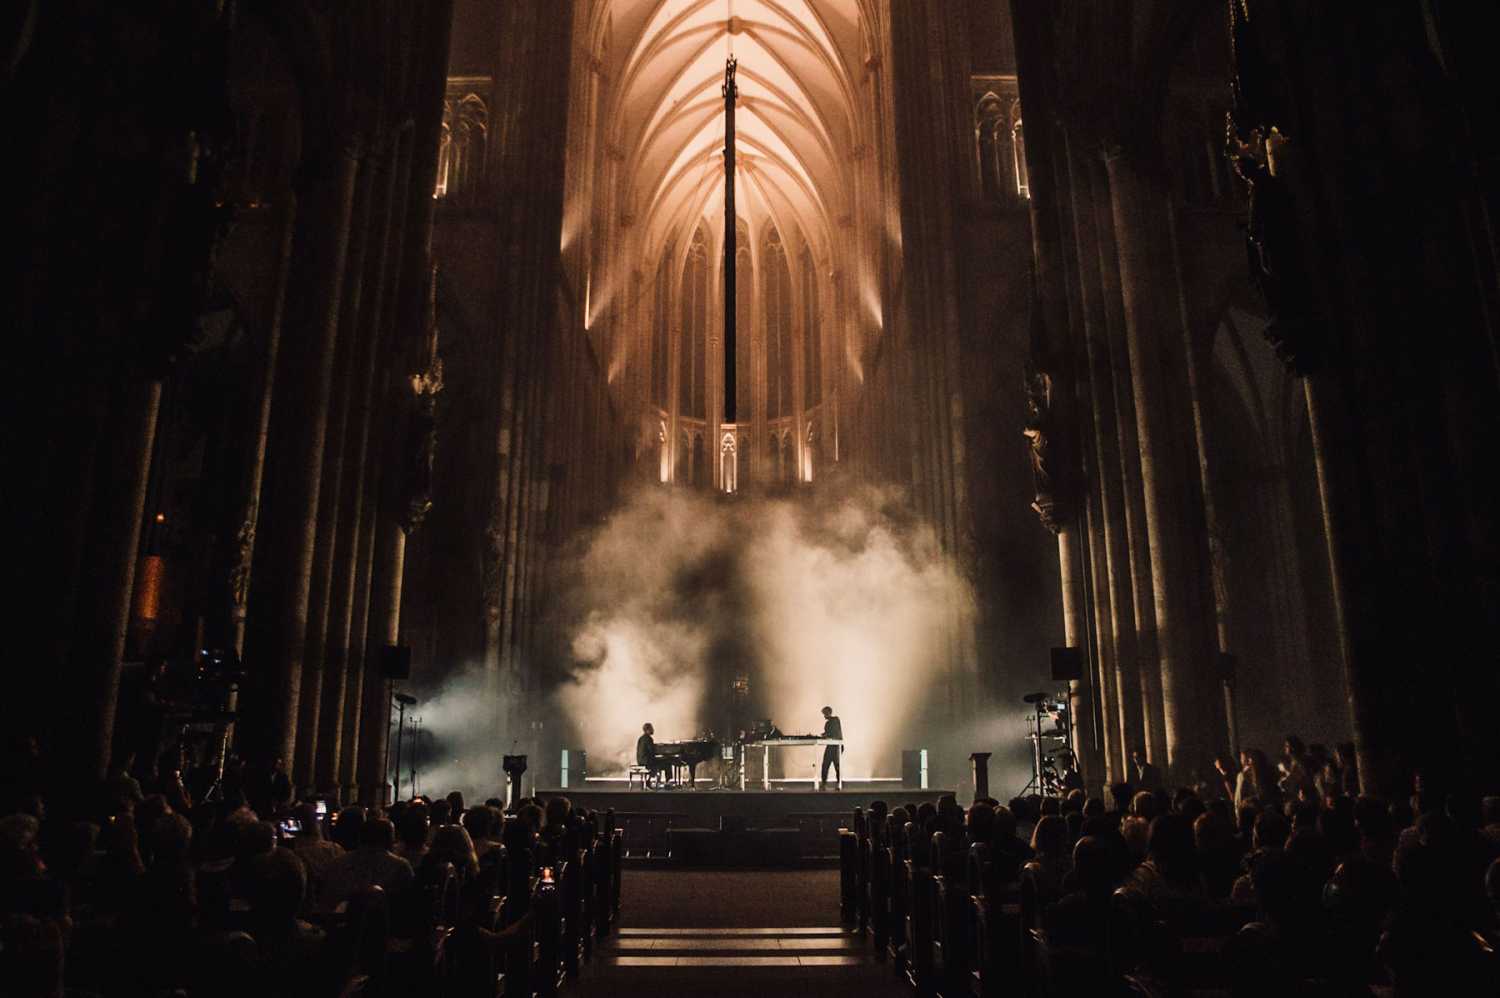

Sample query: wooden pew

[904,821,936,996]
[868,819,892,956]
[969,843,1024,998]
[888,815,912,974]
[930,830,973,998]
[840,825,861,926]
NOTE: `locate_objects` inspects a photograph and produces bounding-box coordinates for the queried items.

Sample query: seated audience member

[966,801,995,847]
[396,802,431,866]
[1042,835,1119,951]
[989,806,1034,883]
[288,803,341,894]
[330,806,364,853]
[248,847,330,996]
[544,795,573,833]
[422,824,481,883]
[1025,815,1073,901]
[1120,815,1150,864]
[1194,811,1240,899]
[319,818,414,913]
[1380,842,1499,996]
[1124,813,1204,916]
[1231,808,1289,903]
[463,805,501,861]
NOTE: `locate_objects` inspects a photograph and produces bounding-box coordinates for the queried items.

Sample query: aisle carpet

[570,868,912,998]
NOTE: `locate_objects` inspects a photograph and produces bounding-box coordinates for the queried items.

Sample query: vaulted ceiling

[596,0,868,261]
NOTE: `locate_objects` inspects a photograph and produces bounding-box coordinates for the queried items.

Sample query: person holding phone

[287,802,341,896]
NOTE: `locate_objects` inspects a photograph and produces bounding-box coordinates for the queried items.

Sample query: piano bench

[627,765,650,790]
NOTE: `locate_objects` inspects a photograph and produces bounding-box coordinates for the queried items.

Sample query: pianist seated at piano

[636,723,662,783]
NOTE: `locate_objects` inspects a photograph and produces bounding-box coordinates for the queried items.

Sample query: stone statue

[402,264,443,535]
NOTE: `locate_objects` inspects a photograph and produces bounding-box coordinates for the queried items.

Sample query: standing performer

[819,706,843,790]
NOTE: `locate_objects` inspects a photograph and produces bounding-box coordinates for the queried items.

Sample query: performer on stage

[636,723,660,782]
[819,706,843,790]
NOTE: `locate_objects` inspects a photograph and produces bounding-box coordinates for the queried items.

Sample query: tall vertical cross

[722,56,738,424]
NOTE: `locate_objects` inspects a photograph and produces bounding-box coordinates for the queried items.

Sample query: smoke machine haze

[555,482,976,780]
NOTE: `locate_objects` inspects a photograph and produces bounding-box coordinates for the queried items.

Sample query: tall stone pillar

[244,140,362,766]
[296,151,379,791]
[1087,158,1167,767]
[317,140,400,796]
[1105,149,1222,780]
[68,377,162,780]
[1065,137,1145,769]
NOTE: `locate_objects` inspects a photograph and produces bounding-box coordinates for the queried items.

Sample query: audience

[843,734,1500,996]
[6,729,1499,997]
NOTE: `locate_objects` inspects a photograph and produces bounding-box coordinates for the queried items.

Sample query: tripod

[1018,692,1069,797]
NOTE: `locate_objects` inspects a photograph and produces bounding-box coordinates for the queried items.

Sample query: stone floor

[572,869,911,997]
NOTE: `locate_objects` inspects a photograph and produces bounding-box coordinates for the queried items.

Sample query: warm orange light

[154,513,166,523]
[136,555,165,622]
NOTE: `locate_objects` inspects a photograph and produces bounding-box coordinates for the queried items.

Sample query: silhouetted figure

[636,723,660,782]
[819,706,843,790]
[1130,747,1162,791]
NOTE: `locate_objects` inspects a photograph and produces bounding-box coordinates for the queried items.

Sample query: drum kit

[1021,690,1073,796]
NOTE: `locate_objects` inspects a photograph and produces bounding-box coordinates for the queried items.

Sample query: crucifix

[722,56,738,425]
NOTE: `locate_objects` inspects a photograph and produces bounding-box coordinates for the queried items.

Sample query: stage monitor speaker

[901,749,929,789]
[1050,646,1082,682]
[560,749,586,789]
[380,644,412,680]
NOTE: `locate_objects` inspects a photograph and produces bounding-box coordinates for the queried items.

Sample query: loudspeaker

[901,749,929,789]
[560,749,586,789]
[380,644,411,680]
[1050,646,1082,682]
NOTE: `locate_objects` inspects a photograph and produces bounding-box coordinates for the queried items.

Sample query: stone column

[230,198,298,659]
[1065,136,1145,769]
[1088,157,1167,767]
[342,126,414,799]
[295,149,378,791]
[1105,149,1222,780]
[245,139,361,766]
[69,377,162,780]
[317,139,398,796]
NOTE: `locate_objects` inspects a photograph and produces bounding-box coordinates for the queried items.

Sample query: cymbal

[1023,692,1050,704]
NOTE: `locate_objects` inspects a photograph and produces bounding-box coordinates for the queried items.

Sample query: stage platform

[536,783,952,865]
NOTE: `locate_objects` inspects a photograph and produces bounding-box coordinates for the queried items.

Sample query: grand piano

[652,738,719,788]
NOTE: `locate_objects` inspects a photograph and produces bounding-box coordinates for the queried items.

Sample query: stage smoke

[554,481,976,779]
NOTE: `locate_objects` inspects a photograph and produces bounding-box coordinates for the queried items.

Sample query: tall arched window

[679,227,708,418]
[764,227,792,420]
[651,246,671,407]
[800,247,820,408]
[733,219,752,430]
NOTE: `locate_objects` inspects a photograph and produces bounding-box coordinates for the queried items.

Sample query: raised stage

[536,783,951,866]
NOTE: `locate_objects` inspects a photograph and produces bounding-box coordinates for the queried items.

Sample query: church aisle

[573,870,912,998]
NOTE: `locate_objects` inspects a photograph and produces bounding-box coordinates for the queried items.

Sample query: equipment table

[740,737,845,790]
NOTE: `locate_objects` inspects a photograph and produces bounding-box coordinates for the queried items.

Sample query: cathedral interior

[5,1,1500,994]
